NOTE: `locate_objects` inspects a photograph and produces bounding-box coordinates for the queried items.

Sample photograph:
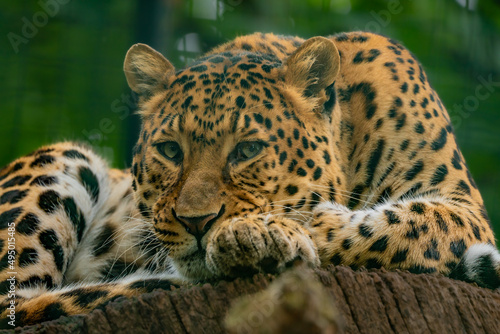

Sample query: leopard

[0,31,499,328]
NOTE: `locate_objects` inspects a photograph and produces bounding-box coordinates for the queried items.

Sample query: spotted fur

[0,31,498,327]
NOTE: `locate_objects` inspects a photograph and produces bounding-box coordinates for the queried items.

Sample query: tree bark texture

[3,265,499,334]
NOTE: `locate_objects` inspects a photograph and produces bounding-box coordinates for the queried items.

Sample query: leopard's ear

[285,37,340,98]
[124,43,175,96]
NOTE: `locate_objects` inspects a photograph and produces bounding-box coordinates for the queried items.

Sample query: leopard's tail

[449,243,500,290]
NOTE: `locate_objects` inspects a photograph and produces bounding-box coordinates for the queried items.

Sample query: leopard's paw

[206,215,319,278]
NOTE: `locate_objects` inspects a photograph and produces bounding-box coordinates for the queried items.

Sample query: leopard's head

[124,36,342,279]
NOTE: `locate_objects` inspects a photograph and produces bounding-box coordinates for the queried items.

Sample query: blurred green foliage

[1,0,499,236]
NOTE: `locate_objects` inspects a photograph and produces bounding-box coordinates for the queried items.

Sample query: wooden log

[3,265,500,334]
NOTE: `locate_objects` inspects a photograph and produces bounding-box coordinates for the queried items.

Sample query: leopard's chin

[171,249,216,281]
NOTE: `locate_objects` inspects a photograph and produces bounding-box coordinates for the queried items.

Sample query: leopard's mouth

[178,248,207,262]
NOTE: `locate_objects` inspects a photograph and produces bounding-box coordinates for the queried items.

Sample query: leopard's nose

[176,213,217,236]
[173,206,225,237]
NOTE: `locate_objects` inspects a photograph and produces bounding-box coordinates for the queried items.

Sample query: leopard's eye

[156,142,183,163]
[234,141,264,162]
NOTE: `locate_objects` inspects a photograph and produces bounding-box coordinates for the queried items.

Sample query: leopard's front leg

[206,215,319,278]
[0,271,185,328]
[309,198,497,278]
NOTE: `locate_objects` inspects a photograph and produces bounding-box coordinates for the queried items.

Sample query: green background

[1,0,499,237]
